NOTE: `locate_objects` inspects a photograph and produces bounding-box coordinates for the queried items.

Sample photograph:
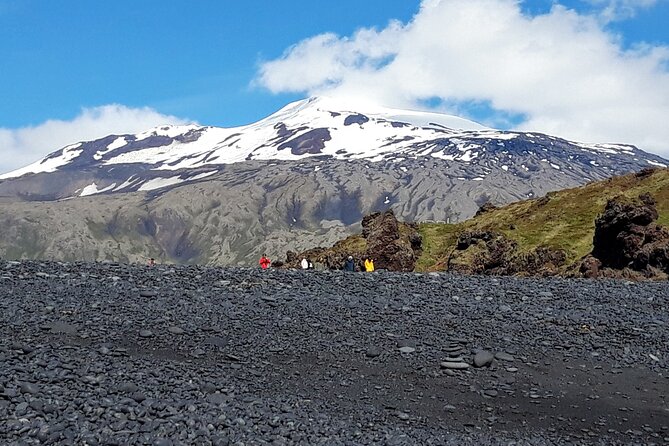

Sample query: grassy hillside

[416,168,669,272]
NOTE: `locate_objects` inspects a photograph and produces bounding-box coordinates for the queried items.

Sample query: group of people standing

[345,255,375,272]
[258,254,375,272]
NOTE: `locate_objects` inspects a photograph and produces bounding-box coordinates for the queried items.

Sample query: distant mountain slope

[0,97,667,265]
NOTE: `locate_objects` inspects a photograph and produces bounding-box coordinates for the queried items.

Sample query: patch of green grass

[333,235,367,254]
[415,223,461,271]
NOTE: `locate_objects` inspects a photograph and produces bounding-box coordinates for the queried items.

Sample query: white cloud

[0,105,191,175]
[256,0,669,158]
[587,0,659,21]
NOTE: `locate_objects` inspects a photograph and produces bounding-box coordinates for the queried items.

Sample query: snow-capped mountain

[1,97,487,180]
[1,96,665,198]
[0,96,666,265]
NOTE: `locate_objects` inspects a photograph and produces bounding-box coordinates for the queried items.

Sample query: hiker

[259,254,271,270]
[148,258,155,267]
[301,258,309,269]
[364,258,375,272]
[344,255,356,272]
[308,260,314,270]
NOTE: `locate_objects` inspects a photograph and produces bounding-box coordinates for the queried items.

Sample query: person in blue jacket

[344,255,356,272]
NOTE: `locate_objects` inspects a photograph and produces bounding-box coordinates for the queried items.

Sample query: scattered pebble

[0,260,664,445]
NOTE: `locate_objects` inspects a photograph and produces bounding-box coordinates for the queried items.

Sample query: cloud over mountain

[256,0,669,157]
[0,105,190,174]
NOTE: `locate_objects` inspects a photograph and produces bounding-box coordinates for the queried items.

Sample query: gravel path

[1,260,667,445]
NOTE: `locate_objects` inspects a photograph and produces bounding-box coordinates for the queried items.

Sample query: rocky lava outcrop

[447,231,567,277]
[361,210,423,271]
[579,193,669,279]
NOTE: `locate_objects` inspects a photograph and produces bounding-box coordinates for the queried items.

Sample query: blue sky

[0,0,418,127]
[1,0,668,173]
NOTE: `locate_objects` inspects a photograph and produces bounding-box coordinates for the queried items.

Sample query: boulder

[592,193,659,268]
[473,351,494,368]
[582,193,669,279]
[579,255,602,279]
[362,210,422,272]
[474,202,498,217]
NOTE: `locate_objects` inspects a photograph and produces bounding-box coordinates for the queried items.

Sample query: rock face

[362,210,422,271]
[474,202,498,217]
[580,193,669,279]
[281,210,422,271]
[448,231,566,276]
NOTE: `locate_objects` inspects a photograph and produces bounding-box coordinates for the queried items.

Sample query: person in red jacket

[259,254,271,270]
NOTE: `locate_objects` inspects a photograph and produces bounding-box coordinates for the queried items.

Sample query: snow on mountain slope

[0,96,488,179]
[0,96,666,199]
[92,97,495,170]
[0,143,85,179]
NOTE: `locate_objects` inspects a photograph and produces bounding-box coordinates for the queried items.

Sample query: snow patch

[458,150,477,162]
[94,137,128,160]
[135,124,200,141]
[431,152,455,161]
[138,176,184,191]
[108,137,128,150]
[580,143,636,155]
[114,176,141,191]
[188,171,217,181]
[80,182,117,197]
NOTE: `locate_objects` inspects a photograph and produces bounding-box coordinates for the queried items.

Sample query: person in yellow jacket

[364,258,375,272]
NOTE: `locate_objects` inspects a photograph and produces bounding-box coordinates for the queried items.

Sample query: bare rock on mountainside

[474,202,499,217]
[281,210,422,271]
[579,192,669,279]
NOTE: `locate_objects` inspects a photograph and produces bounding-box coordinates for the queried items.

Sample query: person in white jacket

[301,258,309,269]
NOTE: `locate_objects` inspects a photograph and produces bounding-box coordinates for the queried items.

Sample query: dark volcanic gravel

[1,260,668,445]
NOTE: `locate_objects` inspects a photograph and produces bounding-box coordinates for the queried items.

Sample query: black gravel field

[1,261,667,445]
